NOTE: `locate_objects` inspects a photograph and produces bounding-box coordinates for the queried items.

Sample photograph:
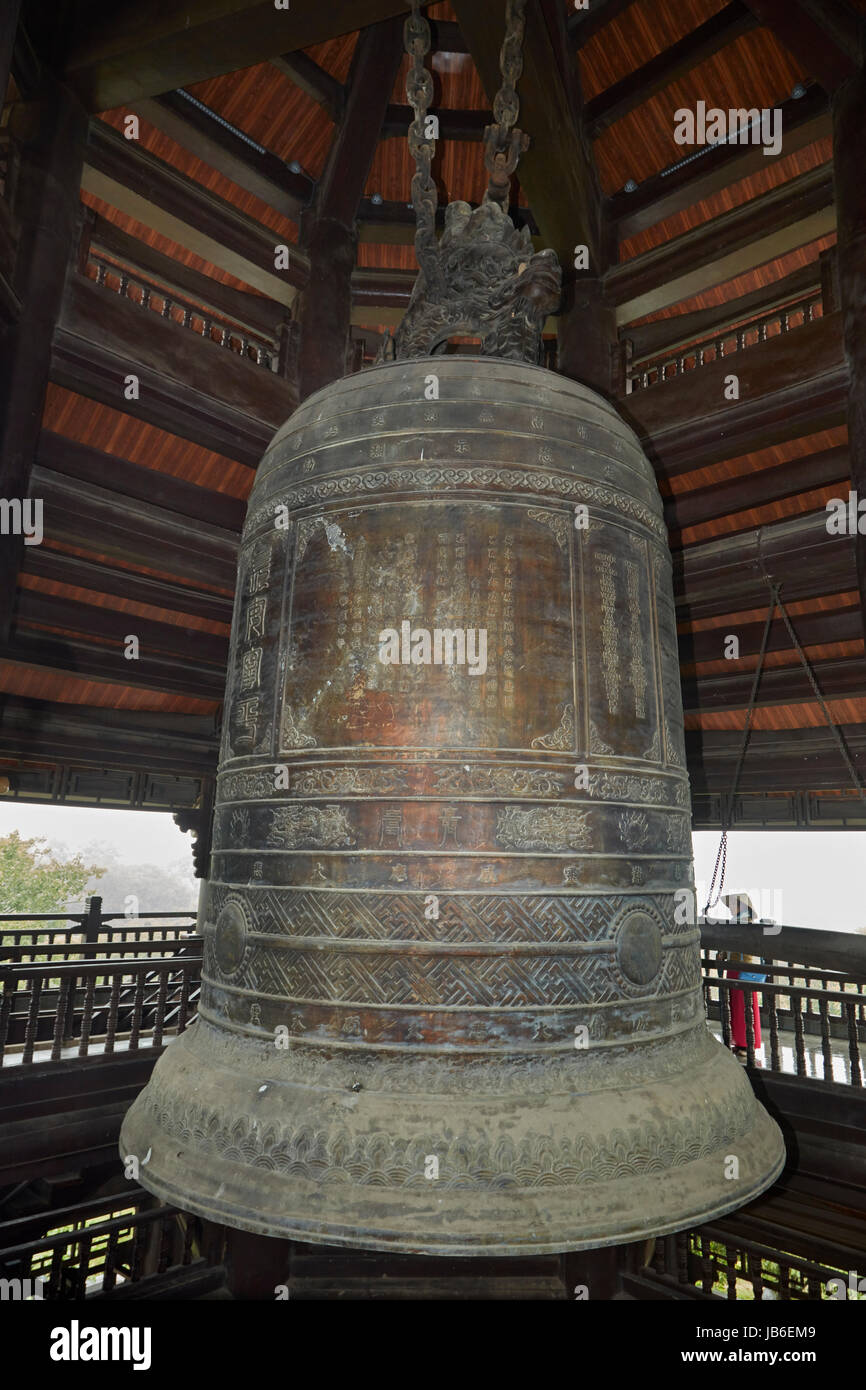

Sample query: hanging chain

[484,0,531,208]
[703,575,866,915]
[405,1,442,290]
[703,586,779,913]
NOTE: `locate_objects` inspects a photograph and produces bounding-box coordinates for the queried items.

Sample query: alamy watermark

[0,498,43,545]
[378,621,488,677]
[673,101,782,158]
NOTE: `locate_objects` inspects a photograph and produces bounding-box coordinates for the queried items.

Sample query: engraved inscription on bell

[121,358,785,1255]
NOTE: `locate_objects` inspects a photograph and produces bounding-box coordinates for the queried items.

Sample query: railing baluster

[153,967,169,1047]
[129,972,146,1051]
[769,980,781,1073]
[23,975,42,1064]
[104,975,121,1055]
[51,975,72,1062]
[78,973,95,1057]
[819,996,833,1080]
[743,983,757,1066]
[794,996,807,1077]
[846,1000,862,1087]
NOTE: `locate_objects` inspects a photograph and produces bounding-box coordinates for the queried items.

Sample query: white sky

[0,805,862,933]
[0,803,192,865]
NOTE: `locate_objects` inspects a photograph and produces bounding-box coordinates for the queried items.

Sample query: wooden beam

[567,0,639,46]
[12,590,229,668]
[0,698,219,775]
[21,547,233,626]
[133,91,313,223]
[52,272,294,467]
[585,2,758,137]
[87,211,287,338]
[626,311,848,478]
[430,19,469,53]
[381,105,491,140]
[30,466,238,591]
[82,121,306,306]
[609,85,831,243]
[686,724,866,793]
[297,17,404,400]
[673,509,856,619]
[0,80,88,641]
[609,164,835,322]
[664,444,850,533]
[833,68,866,646]
[270,52,346,122]
[683,655,866,714]
[624,261,821,359]
[62,1,433,113]
[0,635,225,700]
[452,0,604,268]
[680,602,862,665]
[741,0,861,93]
[37,431,246,533]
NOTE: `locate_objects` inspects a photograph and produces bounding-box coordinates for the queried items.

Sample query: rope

[703,575,866,914]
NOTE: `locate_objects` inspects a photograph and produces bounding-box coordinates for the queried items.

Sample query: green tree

[0,832,105,913]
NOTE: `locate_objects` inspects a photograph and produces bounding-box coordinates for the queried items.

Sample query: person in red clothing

[720,893,767,1064]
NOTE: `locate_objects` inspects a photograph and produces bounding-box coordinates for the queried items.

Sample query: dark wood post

[0,0,21,107]
[0,76,88,637]
[833,64,866,624]
[295,18,403,401]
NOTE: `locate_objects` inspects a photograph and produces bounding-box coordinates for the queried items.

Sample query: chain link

[484,0,530,207]
[405,1,442,288]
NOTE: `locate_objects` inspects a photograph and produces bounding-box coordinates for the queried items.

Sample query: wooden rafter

[741,0,862,93]
[584,2,759,138]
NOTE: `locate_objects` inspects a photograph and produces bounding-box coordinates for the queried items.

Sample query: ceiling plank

[625,261,821,359]
[609,163,835,321]
[567,0,639,46]
[741,0,861,93]
[63,1,433,113]
[37,431,246,533]
[21,548,233,625]
[82,120,307,305]
[609,85,830,243]
[133,91,312,223]
[664,444,850,533]
[270,52,346,122]
[584,2,759,138]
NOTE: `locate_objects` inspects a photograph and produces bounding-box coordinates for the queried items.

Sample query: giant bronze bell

[121,5,785,1256]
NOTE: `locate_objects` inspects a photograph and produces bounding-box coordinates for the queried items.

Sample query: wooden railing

[701,921,866,1085]
[0,1190,225,1300]
[625,291,824,393]
[0,899,201,1066]
[83,247,282,372]
[630,1226,863,1301]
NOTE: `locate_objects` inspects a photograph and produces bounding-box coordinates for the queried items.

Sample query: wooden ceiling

[2,0,864,823]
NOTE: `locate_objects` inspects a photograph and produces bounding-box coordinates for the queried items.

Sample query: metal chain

[703,586,779,913]
[484,0,530,207]
[774,586,866,804]
[703,577,866,915]
[405,1,442,289]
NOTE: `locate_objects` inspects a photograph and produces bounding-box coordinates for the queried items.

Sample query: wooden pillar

[0,77,87,637]
[0,0,21,104]
[297,215,357,401]
[295,17,403,402]
[557,272,619,398]
[833,66,866,623]
[223,1228,291,1300]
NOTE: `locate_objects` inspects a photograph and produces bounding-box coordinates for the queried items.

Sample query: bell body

[121,357,785,1254]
